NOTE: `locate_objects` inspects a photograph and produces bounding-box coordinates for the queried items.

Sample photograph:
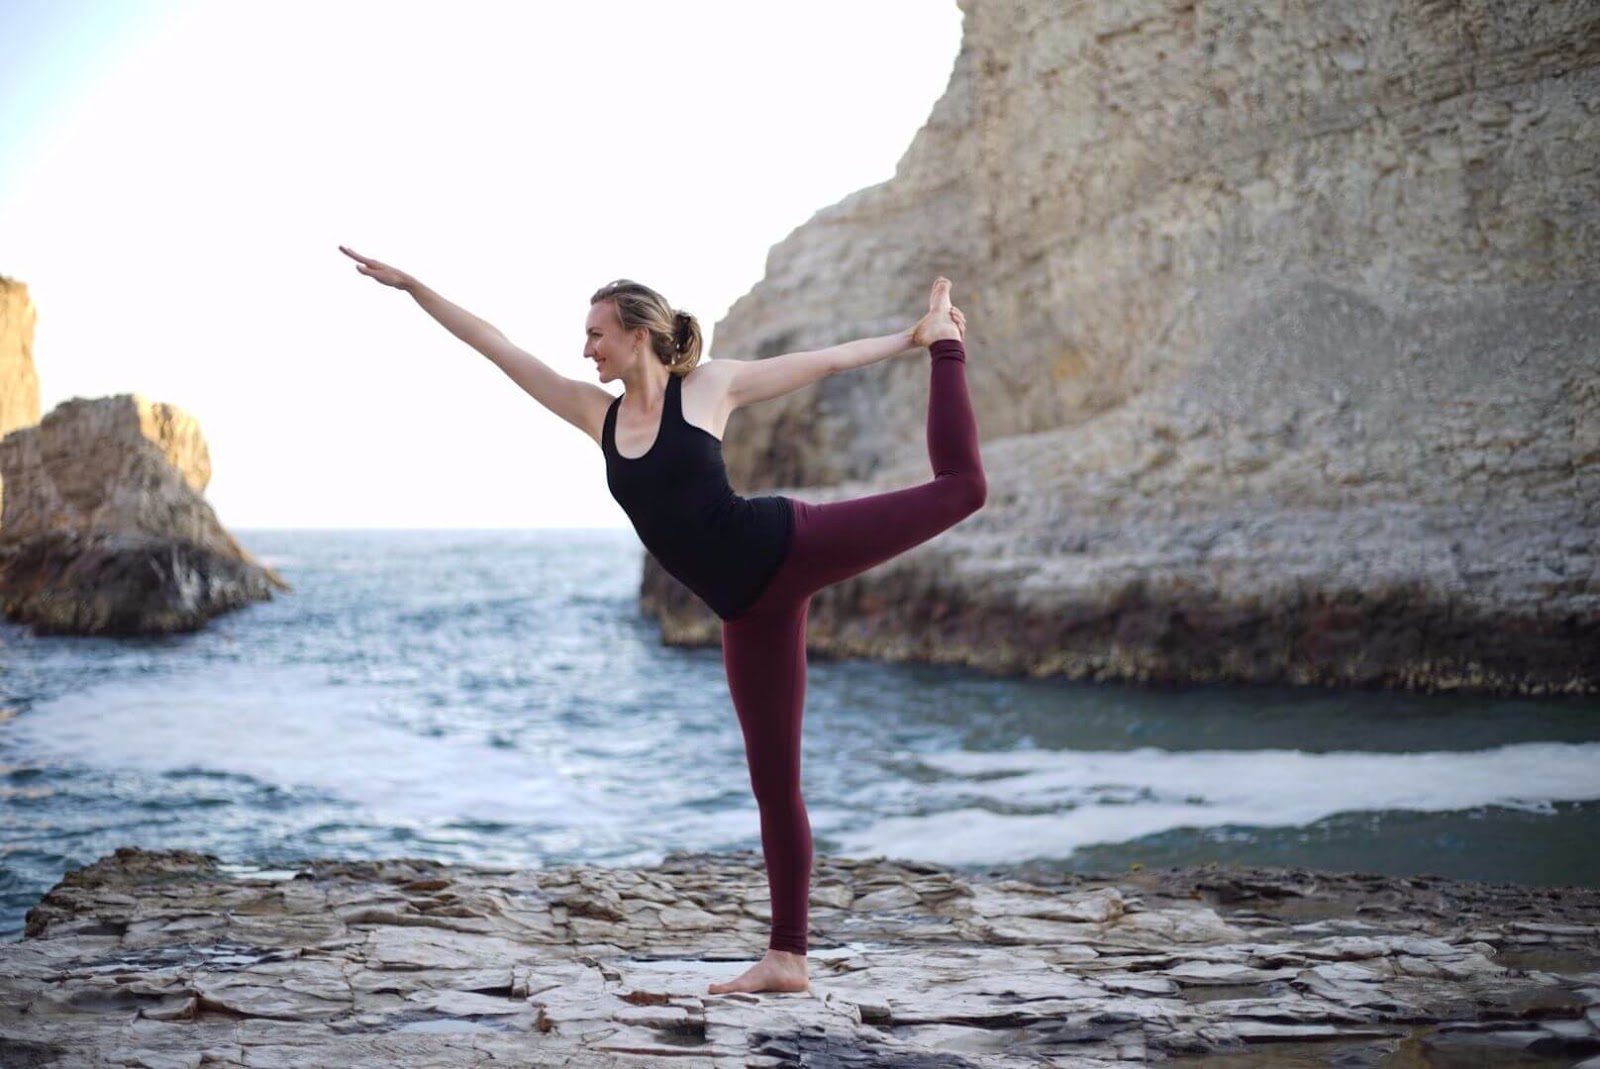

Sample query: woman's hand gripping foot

[911,277,967,348]
[707,948,811,995]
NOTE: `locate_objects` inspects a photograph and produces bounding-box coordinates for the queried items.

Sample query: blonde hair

[590,279,703,375]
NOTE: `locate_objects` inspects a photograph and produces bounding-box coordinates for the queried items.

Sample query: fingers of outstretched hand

[947,304,967,339]
[339,246,392,276]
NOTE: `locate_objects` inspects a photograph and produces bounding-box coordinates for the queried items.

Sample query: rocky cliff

[1,277,42,527]
[645,0,1600,693]
[0,394,286,635]
[0,277,41,439]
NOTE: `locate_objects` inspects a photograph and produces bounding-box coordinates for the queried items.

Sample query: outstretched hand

[911,277,966,348]
[339,246,415,290]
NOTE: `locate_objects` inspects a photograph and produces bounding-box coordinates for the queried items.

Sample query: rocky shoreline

[642,482,1600,696]
[3,847,1597,1067]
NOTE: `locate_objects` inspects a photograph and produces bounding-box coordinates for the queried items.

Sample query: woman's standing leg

[709,593,814,994]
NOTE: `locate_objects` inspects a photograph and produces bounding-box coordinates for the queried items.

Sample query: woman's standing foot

[707,948,810,994]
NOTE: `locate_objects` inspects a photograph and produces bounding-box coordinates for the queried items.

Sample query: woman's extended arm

[719,280,967,410]
[721,329,916,409]
[339,246,612,443]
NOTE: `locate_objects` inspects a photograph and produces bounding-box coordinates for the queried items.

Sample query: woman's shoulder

[680,359,737,396]
[679,360,736,434]
[683,358,734,380]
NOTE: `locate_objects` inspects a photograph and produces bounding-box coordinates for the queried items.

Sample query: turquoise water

[2,529,1597,939]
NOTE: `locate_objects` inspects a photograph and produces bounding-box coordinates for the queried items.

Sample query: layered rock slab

[3,847,1597,1068]
[0,394,286,634]
[646,0,1600,693]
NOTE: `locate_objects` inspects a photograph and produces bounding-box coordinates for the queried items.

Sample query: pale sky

[1,0,963,528]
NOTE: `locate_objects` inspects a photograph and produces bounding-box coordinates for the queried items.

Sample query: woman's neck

[620,362,671,409]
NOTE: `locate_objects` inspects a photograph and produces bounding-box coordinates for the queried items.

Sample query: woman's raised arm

[719,330,914,409]
[718,278,967,411]
[339,246,613,444]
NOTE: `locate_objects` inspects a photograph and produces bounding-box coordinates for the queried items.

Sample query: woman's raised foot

[912,277,965,346]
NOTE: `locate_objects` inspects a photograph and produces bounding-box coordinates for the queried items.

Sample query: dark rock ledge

[2,848,1598,1068]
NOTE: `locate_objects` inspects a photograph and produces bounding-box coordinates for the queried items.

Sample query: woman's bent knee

[947,470,987,518]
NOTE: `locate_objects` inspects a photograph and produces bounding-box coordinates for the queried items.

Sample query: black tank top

[602,373,794,620]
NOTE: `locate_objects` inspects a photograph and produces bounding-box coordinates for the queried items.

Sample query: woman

[339,246,985,993]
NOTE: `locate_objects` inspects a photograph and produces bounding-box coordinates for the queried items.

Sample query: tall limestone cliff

[0,278,40,438]
[645,0,1600,693]
[1,277,43,524]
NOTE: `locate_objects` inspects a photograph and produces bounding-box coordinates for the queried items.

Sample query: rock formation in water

[2,847,1597,1067]
[0,394,287,635]
[646,0,1600,694]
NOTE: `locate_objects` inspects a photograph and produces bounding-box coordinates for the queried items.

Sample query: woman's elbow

[961,470,988,515]
[942,468,986,518]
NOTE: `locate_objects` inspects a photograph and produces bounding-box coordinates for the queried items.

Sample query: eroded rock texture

[0,394,286,635]
[0,277,42,533]
[2,848,1598,1067]
[0,276,40,439]
[646,0,1600,693]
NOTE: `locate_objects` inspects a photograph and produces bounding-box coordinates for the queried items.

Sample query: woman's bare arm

[718,278,967,410]
[339,246,612,443]
[721,329,917,409]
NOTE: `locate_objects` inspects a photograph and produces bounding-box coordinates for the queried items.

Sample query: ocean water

[2,529,1597,940]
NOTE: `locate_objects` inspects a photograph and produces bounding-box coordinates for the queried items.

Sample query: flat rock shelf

[2,849,1598,1068]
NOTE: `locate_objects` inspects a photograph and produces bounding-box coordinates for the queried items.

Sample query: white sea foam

[13,666,1600,869]
[10,666,601,828]
[834,743,1600,865]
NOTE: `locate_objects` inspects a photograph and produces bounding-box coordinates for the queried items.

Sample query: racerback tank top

[601,372,794,620]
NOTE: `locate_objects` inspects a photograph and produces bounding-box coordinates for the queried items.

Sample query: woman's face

[584,300,643,384]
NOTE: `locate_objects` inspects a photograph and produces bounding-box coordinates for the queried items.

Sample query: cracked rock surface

[3,848,1598,1067]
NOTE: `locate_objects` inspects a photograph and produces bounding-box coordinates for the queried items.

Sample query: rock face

[0,277,40,438]
[646,0,1600,693]
[2,847,1598,1068]
[0,278,42,530]
[0,394,286,635]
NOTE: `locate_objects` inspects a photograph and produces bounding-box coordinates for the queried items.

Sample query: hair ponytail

[670,310,703,371]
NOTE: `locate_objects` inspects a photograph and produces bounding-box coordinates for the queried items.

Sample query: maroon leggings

[719,338,985,955]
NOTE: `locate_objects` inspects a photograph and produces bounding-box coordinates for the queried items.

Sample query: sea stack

[644,0,1600,695]
[0,276,287,635]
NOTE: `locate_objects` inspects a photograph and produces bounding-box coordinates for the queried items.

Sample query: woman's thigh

[764,485,975,604]
[720,595,810,792]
